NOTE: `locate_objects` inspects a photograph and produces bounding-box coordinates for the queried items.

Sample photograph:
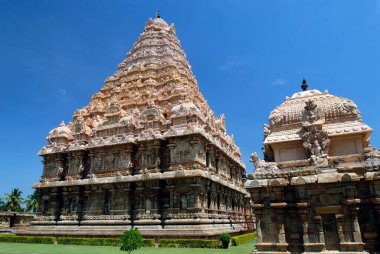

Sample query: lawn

[0,240,256,254]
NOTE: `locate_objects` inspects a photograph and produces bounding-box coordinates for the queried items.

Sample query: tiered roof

[40,16,244,167]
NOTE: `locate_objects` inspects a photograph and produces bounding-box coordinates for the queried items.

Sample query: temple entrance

[322,214,339,250]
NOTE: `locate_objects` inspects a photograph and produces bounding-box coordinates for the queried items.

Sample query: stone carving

[302,127,330,156]
[299,100,330,165]
[250,152,279,174]
[263,124,271,140]
[301,99,325,127]
[269,107,284,126]
[341,99,361,121]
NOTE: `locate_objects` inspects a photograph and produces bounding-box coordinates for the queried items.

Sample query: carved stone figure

[263,124,271,140]
[250,152,279,174]
[302,99,325,127]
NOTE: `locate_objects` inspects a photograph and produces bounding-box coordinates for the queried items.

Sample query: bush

[0,235,55,244]
[142,238,155,247]
[120,229,143,253]
[158,239,220,248]
[57,237,120,246]
[219,233,231,249]
[231,232,256,246]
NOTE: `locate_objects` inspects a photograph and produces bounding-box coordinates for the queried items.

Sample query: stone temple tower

[245,80,380,253]
[22,15,252,237]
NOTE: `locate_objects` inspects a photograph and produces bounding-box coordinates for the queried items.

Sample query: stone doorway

[322,214,339,250]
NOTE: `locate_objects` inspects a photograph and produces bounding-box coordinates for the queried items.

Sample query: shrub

[0,235,55,244]
[219,233,231,249]
[158,239,220,248]
[231,232,256,246]
[120,229,143,253]
[142,239,155,247]
[57,237,120,246]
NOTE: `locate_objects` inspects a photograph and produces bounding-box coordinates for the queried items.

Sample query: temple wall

[30,176,252,237]
[249,179,380,253]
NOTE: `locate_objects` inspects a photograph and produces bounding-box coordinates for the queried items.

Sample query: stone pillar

[313,215,326,252]
[113,150,119,169]
[83,189,92,214]
[336,214,345,244]
[253,204,264,244]
[123,185,131,212]
[88,153,95,173]
[272,203,288,252]
[341,206,364,252]
[297,203,310,252]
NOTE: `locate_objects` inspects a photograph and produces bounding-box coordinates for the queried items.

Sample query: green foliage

[57,237,120,246]
[120,229,143,253]
[142,239,156,247]
[158,239,220,248]
[219,233,231,249]
[4,188,23,212]
[24,190,38,213]
[0,235,155,248]
[231,232,256,246]
[0,198,5,211]
[0,235,55,244]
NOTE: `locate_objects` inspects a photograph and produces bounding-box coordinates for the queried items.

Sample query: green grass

[0,240,256,254]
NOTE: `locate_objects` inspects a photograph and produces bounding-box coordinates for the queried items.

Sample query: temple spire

[301,78,308,91]
[156,10,160,18]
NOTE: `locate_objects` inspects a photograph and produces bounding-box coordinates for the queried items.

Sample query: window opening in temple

[103,190,110,215]
[207,191,211,210]
[206,150,210,167]
[43,199,49,214]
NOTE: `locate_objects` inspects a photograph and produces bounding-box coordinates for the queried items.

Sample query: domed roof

[265,86,372,144]
[47,121,73,141]
[269,89,362,128]
[145,17,169,30]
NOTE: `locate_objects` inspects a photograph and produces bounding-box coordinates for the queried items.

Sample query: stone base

[16,219,248,238]
[255,243,290,253]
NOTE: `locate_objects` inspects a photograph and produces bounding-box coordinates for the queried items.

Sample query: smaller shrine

[245,80,380,253]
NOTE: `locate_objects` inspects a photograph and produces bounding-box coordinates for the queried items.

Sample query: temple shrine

[245,80,380,253]
[24,15,253,237]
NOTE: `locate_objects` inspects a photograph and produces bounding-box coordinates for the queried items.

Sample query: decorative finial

[301,78,308,91]
[60,121,65,127]
[156,10,160,18]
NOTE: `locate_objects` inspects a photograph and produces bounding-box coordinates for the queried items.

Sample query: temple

[22,15,252,237]
[245,80,380,253]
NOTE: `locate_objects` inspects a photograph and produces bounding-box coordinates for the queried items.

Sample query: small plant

[120,228,143,253]
[219,232,231,249]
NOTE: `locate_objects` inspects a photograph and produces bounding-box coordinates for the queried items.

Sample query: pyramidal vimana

[25,15,253,237]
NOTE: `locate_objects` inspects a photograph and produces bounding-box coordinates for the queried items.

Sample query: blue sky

[1,0,380,199]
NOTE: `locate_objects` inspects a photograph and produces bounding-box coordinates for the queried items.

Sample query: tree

[120,228,143,253]
[25,190,38,213]
[4,188,23,212]
[0,197,5,211]
[219,232,231,249]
